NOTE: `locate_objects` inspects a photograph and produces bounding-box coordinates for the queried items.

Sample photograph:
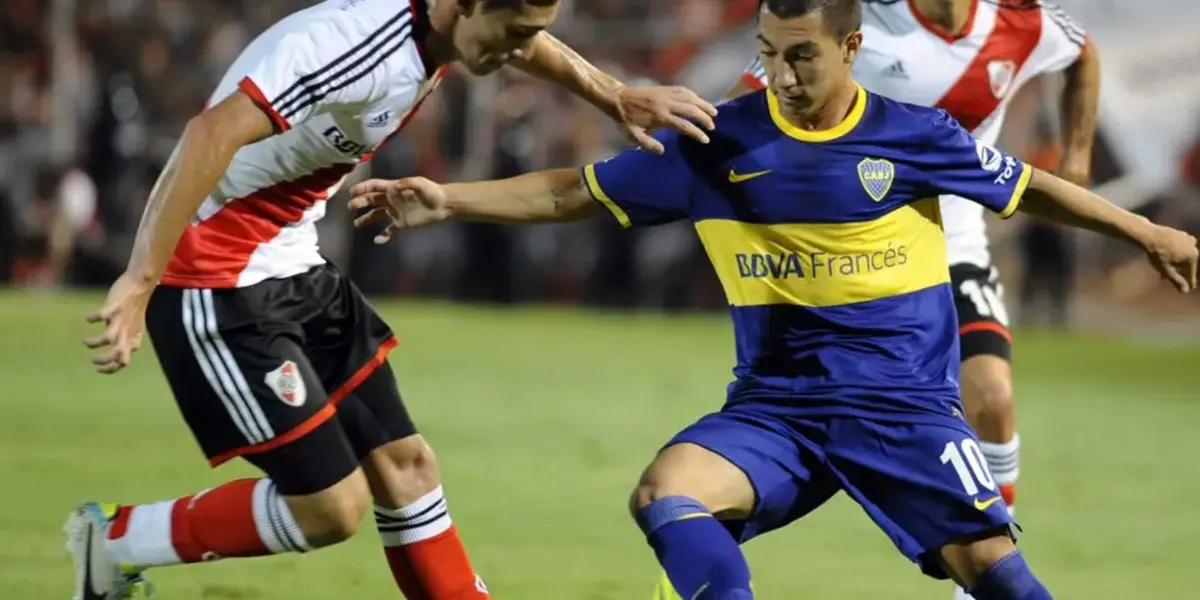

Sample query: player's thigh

[303,264,398,400]
[825,416,1014,581]
[145,286,359,496]
[936,531,1019,588]
[634,407,838,543]
[337,367,440,507]
[951,264,1013,364]
[335,361,418,460]
[959,355,1014,441]
[951,264,1016,437]
[299,271,427,504]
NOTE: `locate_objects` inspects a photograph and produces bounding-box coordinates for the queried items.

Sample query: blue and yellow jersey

[582,85,1032,420]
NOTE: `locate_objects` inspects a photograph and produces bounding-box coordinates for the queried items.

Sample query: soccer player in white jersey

[67,1,719,598]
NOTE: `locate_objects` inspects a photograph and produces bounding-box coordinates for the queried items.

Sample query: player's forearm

[1019,168,1154,245]
[443,168,596,223]
[1059,40,1100,172]
[124,116,241,284]
[512,33,624,120]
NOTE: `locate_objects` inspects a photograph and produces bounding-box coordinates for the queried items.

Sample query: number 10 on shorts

[940,438,996,496]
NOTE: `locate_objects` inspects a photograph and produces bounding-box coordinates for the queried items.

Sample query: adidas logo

[883,61,908,79]
[367,111,393,128]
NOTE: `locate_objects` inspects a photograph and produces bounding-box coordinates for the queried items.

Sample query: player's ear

[843,30,862,64]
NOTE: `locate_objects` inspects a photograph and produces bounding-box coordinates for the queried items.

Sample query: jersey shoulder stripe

[1037,1,1087,46]
[271,7,417,121]
[746,55,766,80]
[982,0,1085,46]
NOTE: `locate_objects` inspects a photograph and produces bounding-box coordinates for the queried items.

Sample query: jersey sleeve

[1029,1,1088,73]
[237,18,390,131]
[740,56,768,91]
[916,110,1032,219]
[581,131,696,228]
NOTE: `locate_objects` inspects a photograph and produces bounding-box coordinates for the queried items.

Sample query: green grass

[2,293,1199,599]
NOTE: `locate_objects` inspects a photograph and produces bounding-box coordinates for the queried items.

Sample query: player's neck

[422,0,458,68]
[909,0,975,38]
[780,80,859,133]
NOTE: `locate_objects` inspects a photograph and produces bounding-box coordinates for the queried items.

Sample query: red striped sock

[1000,482,1017,513]
[105,478,309,567]
[375,487,488,599]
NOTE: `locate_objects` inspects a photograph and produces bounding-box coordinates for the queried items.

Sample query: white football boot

[65,502,154,599]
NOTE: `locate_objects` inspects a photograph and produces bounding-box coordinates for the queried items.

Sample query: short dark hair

[759,0,862,38]
[483,0,559,10]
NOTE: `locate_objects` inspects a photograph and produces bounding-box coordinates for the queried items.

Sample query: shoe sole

[64,503,108,600]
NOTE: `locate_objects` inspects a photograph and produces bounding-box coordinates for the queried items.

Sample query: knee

[366,435,442,509]
[628,459,700,518]
[287,469,372,548]
[962,369,1014,426]
[629,477,666,517]
[627,444,750,520]
[940,533,1018,587]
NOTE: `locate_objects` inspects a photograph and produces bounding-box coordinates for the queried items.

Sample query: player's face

[453,0,559,75]
[757,9,861,114]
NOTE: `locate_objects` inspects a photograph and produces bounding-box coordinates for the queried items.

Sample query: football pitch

[2,292,1199,599]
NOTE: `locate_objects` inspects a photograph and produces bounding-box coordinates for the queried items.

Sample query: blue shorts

[668,404,1016,579]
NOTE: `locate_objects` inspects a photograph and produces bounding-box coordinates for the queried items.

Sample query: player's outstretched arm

[83,92,276,373]
[349,169,595,243]
[1020,169,1199,291]
[1057,40,1101,185]
[510,32,716,154]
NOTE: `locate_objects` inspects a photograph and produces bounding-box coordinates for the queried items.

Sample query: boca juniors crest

[857,158,895,202]
[265,360,307,407]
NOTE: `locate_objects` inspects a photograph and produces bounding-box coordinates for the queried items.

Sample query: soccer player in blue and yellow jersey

[348,0,1198,597]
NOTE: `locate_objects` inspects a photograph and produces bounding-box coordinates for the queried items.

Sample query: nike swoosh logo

[974,496,1002,511]
[728,168,771,183]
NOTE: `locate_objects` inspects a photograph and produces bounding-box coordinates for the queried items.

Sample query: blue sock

[637,496,753,600]
[968,550,1053,600]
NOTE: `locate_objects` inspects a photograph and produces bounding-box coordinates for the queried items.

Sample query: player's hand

[1142,224,1199,293]
[85,272,153,374]
[616,85,717,154]
[348,177,451,244]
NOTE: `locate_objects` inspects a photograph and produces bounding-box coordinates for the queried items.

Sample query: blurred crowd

[0,0,758,308]
[3,0,1199,318]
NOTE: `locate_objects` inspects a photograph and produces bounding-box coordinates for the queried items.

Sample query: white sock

[979,434,1020,515]
[250,479,311,554]
[374,485,453,546]
[105,500,181,567]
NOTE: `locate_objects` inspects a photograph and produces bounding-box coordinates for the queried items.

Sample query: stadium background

[2,0,1199,597]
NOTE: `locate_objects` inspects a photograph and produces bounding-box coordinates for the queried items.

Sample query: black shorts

[145,263,415,494]
[950,263,1012,362]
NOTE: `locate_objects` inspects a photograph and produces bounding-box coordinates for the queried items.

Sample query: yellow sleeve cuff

[998,163,1033,219]
[583,164,632,229]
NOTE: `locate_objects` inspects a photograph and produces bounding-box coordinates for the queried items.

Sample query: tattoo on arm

[548,181,584,214]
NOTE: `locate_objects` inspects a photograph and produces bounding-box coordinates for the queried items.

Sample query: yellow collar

[767,84,867,143]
